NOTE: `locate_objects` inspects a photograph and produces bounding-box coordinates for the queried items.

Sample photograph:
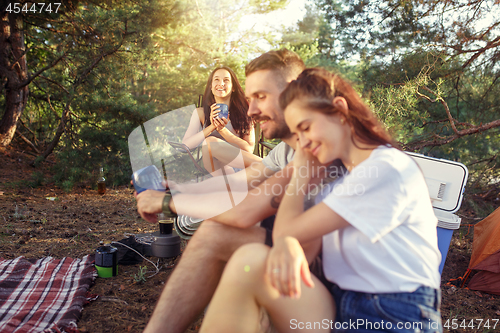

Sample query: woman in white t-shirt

[199,68,442,333]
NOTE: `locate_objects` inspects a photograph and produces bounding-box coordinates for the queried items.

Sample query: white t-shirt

[262,141,295,172]
[320,146,441,293]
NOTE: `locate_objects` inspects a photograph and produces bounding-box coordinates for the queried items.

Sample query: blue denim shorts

[329,284,442,332]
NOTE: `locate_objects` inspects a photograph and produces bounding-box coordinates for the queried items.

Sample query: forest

[1,0,499,201]
[1,1,500,332]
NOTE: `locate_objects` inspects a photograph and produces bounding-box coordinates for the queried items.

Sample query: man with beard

[137,49,318,333]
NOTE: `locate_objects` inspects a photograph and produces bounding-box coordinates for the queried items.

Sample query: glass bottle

[97,166,106,195]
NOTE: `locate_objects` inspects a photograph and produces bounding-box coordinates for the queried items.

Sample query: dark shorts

[260,215,275,247]
[329,284,442,332]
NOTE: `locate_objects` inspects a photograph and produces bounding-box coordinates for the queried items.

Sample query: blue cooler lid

[407,152,468,214]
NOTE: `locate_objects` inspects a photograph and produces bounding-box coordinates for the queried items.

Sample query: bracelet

[162,192,177,218]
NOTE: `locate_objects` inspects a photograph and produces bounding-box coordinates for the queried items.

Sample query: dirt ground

[1,148,499,333]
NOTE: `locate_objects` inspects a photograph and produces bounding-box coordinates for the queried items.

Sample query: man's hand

[135,190,165,223]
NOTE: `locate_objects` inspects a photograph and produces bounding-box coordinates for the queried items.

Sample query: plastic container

[408,153,468,274]
[95,245,118,278]
[435,210,462,274]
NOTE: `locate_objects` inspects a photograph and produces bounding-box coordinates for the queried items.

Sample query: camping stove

[151,218,181,258]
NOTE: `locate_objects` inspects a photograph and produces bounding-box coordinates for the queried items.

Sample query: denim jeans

[329,284,443,333]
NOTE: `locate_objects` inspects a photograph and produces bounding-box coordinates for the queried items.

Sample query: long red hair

[279,68,395,148]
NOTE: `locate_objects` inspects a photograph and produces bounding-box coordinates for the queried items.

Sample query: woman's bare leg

[200,243,335,333]
[201,148,235,177]
[202,137,262,174]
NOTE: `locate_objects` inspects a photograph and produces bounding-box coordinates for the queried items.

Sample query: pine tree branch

[38,74,70,94]
[15,129,40,154]
[15,52,68,90]
[47,94,61,120]
[419,85,459,135]
[194,0,204,19]
[405,119,500,150]
[18,118,38,146]
[32,40,125,165]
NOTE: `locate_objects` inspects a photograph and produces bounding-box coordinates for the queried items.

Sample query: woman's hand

[209,103,228,131]
[292,142,320,186]
[265,236,314,299]
[209,103,227,131]
[293,140,329,185]
[209,103,219,124]
[214,117,228,131]
[292,140,316,174]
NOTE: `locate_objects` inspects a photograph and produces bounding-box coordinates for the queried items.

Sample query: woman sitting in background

[199,68,443,333]
[183,66,261,176]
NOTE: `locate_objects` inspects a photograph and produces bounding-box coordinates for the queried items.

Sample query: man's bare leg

[143,220,267,333]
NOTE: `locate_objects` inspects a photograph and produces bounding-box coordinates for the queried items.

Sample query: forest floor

[1,148,499,333]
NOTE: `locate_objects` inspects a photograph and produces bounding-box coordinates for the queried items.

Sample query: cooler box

[408,153,468,274]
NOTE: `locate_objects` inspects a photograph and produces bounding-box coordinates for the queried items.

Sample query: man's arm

[170,164,295,228]
[136,161,278,223]
[170,158,273,194]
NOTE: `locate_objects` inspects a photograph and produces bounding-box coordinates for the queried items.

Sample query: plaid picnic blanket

[0,255,96,333]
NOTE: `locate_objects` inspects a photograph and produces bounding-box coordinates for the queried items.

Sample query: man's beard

[254,117,291,140]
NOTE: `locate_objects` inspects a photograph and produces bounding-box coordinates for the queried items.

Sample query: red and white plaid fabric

[0,255,96,333]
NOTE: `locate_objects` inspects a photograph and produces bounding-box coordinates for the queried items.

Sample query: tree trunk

[0,12,29,148]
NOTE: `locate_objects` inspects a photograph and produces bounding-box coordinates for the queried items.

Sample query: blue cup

[216,103,229,120]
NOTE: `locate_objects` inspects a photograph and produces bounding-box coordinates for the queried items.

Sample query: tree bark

[0,12,29,148]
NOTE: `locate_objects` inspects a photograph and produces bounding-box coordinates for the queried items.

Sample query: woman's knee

[225,243,270,277]
[203,136,223,150]
[204,136,220,143]
[232,243,270,261]
[201,138,217,156]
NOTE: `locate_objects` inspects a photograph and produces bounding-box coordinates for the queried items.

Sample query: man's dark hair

[245,49,305,88]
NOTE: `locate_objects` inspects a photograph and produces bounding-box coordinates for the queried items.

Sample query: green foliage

[365,51,500,193]
[12,204,28,220]
[248,0,288,14]
[465,197,497,220]
[28,171,46,188]
[9,0,289,191]
[308,0,500,192]
[133,266,148,284]
[369,69,430,142]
